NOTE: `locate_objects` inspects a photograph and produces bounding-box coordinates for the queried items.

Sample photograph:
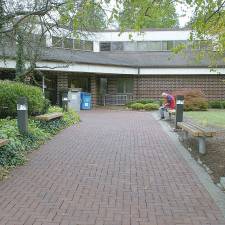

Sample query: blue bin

[80,92,92,110]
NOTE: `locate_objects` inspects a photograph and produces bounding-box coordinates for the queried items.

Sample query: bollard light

[17,97,28,135]
[175,95,184,129]
[62,93,69,112]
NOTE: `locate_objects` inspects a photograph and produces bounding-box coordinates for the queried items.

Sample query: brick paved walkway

[0,110,225,225]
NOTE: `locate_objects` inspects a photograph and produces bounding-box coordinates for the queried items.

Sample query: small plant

[143,103,159,111]
[130,103,144,110]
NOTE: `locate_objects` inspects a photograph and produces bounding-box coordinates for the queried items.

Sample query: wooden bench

[35,113,63,121]
[177,122,217,154]
[167,109,176,120]
[0,139,9,148]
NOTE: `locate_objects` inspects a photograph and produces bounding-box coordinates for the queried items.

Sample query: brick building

[0,29,225,105]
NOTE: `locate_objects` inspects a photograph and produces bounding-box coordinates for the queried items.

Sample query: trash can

[68,90,81,112]
[80,92,92,110]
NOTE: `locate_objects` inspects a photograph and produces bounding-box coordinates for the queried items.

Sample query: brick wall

[106,75,225,100]
[136,75,225,100]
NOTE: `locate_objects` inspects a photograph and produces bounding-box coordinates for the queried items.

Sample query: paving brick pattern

[0,110,224,225]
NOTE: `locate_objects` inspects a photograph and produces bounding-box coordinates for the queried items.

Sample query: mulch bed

[166,117,225,183]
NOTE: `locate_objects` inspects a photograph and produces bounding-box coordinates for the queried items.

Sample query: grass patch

[185,109,225,128]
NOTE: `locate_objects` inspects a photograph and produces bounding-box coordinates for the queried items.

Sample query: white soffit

[0,59,224,75]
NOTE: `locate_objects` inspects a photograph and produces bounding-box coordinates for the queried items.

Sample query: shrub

[126,99,159,108]
[130,103,144,110]
[143,103,159,111]
[0,80,49,118]
[208,100,225,109]
[172,89,208,111]
[136,99,156,105]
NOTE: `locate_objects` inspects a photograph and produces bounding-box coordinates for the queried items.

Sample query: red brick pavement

[0,110,224,225]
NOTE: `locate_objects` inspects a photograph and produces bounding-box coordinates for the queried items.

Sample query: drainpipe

[137,67,140,101]
[42,75,45,94]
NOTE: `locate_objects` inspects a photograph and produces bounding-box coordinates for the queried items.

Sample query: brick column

[57,74,68,105]
[90,76,97,106]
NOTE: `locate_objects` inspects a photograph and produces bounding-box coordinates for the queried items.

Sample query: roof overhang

[1,59,224,75]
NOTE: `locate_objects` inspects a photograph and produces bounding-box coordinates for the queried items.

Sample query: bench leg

[198,137,206,154]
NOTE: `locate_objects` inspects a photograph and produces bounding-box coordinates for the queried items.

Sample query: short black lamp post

[175,95,184,129]
[62,92,69,112]
[17,97,28,135]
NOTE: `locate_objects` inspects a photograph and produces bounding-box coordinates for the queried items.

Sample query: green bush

[127,99,159,108]
[0,80,49,118]
[143,103,159,111]
[0,107,80,178]
[130,103,144,110]
[208,100,225,109]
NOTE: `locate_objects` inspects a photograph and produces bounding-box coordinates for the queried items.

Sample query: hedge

[143,103,159,111]
[0,80,49,118]
[208,100,225,109]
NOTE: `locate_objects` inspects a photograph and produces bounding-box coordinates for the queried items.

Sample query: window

[64,38,73,49]
[117,79,133,94]
[146,41,162,51]
[174,40,187,48]
[111,42,124,51]
[100,42,111,51]
[52,36,63,48]
[124,41,137,51]
[137,42,150,51]
[83,41,93,51]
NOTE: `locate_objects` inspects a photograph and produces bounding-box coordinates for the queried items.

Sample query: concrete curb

[152,111,225,217]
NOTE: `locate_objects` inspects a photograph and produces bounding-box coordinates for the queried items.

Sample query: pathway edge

[152,111,225,217]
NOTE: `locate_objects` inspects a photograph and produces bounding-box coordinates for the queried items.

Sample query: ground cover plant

[0,106,80,180]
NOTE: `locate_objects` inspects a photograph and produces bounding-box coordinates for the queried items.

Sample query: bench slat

[36,113,63,121]
[0,139,9,148]
[177,122,204,136]
[185,122,216,137]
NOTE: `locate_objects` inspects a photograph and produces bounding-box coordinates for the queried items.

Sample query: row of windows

[52,37,93,51]
[100,40,211,52]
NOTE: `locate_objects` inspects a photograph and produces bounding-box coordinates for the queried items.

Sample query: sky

[176,2,194,27]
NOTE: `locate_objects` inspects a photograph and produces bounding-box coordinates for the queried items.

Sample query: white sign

[176,100,184,105]
[17,104,27,110]
[84,103,89,107]
[63,97,68,101]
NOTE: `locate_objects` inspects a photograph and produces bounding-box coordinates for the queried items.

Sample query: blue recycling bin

[80,92,92,110]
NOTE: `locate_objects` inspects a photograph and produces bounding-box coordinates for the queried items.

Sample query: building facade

[0,29,225,105]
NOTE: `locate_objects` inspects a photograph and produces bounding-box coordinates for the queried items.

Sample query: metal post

[17,97,28,135]
[42,75,45,94]
[62,92,69,112]
[175,95,184,128]
[198,137,206,154]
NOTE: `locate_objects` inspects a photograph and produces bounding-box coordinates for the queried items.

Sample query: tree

[186,0,225,62]
[0,0,108,82]
[118,0,179,29]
